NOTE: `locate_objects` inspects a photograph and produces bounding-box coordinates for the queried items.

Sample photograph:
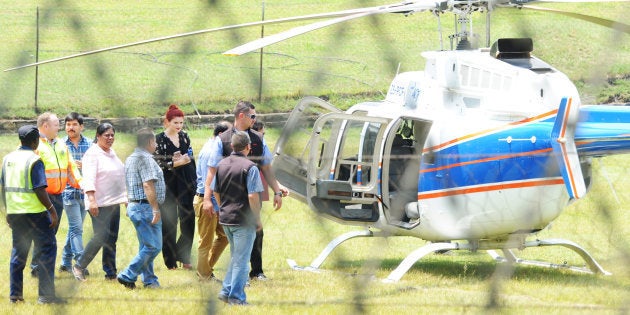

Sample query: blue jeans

[77,204,120,277]
[8,212,57,300]
[31,193,63,272]
[221,225,256,303]
[118,203,162,286]
[61,196,86,267]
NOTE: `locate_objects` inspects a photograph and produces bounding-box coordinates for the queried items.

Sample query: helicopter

[5,0,630,282]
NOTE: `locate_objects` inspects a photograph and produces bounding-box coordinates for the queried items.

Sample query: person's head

[136,128,157,153]
[233,100,256,131]
[18,124,40,150]
[65,112,85,140]
[94,123,115,151]
[164,104,185,133]
[37,112,60,140]
[252,120,265,135]
[231,130,251,154]
[214,120,232,137]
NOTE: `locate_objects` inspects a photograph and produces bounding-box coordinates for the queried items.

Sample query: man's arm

[34,187,58,229]
[143,179,161,225]
[248,192,262,231]
[259,164,286,210]
[202,166,217,215]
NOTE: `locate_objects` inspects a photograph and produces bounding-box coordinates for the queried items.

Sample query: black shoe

[250,273,268,281]
[72,264,86,282]
[117,277,136,289]
[59,265,72,273]
[9,297,24,304]
[104,274,117,280]
[38,296,67,304]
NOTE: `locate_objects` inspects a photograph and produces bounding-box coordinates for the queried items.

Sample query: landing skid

[286,229,386,271]
[288,230,611,282]
[486,238,611,276]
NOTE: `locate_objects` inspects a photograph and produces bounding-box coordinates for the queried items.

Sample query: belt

[195,193,204,198]
[130,199,149,204]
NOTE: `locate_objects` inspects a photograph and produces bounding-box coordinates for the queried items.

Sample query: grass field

[0,127,628,314]
[0,0,629,119]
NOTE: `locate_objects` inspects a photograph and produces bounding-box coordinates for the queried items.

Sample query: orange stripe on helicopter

[418,178,564,200]
[558,98,580,198]
[422,109,558,154]
[420,147,553,173]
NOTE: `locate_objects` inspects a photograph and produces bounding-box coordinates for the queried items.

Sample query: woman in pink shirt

[71,123,128,282]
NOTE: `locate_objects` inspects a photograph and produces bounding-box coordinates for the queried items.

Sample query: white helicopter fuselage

[369,47,579,240]
[275,42,630,245]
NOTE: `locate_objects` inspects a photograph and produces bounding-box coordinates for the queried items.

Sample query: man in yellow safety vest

[1,125,63,304]
[30,112,82,277]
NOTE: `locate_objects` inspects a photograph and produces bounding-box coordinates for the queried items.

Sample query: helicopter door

[271,97,341,202]
[307,113,390,222]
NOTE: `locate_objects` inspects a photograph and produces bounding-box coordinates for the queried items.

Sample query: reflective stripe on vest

[2,150,46,214]
[38,137,77,194]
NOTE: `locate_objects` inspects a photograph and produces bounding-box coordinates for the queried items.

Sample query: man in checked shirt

[118,128,166,289]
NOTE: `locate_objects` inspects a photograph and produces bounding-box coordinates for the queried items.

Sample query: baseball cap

[18,124,39,140]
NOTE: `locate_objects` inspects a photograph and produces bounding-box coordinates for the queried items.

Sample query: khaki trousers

[193,195,228,279]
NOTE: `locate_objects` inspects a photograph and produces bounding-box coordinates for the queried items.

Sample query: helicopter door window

[335,121,381,186]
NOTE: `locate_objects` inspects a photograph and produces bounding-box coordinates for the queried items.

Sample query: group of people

[1,100,286,306]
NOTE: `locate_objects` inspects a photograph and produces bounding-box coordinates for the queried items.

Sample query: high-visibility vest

[1,149,46,214]
[37,137,82,194]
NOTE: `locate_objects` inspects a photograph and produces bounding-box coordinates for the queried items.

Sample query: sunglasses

[247,113,256,120]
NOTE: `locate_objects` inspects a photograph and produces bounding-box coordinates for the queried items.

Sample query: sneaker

[72,264,86,282]
[117,277,136,290]
[38,296,67,304]
[210,273,222,283]
[182,263,193,270]
[59,265,72,273]
[250,273,268,281]
[228,298,250,306]
[144,282,160,289]
[217,294,228,303]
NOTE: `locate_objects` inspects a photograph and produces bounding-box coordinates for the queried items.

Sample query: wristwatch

[275,191,283,197]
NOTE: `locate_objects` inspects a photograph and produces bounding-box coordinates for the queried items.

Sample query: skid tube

[287,229,389,272]
[486,238,611,276]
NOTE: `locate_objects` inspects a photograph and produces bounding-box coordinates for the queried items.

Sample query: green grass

[1,0,629,119]
[0,128,629,314]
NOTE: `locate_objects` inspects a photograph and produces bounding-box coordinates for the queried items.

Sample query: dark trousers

[31,193,63,272]
[77,204,120,276]
[161,189,195,268]
[9,212,57,300]
[249,229,264,277]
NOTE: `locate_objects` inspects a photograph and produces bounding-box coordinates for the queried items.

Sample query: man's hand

[202,198,214,214]
[49,209,59,229]
[151,210,161,225]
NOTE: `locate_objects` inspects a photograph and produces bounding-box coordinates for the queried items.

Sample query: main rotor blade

[224,1,443,56]
[521,4,630,34]
[3,4,407,72]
